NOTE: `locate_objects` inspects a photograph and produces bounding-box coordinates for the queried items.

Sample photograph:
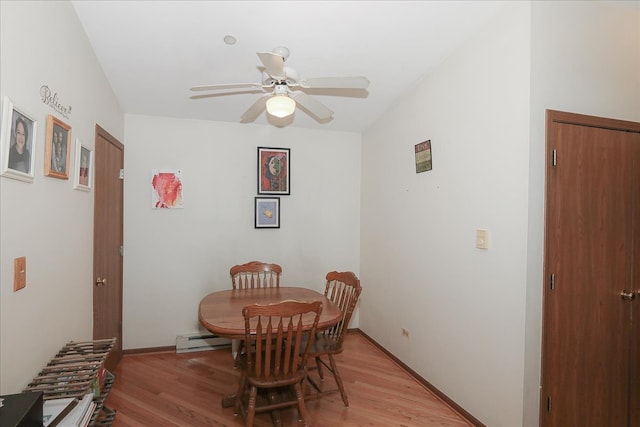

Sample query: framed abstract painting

[257,147,290,195]
[151,169,184,209]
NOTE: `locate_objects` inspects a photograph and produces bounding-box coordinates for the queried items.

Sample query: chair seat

[308,334,342,355]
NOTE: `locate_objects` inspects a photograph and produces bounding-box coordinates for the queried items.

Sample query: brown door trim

[93,124,124,371]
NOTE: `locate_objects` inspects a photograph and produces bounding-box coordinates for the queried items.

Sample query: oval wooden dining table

[199,286,342,339]
[198,286,343,408]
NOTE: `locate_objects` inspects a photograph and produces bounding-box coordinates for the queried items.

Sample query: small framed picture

[415,140,432,173]
[44,114,72,179]
[255,196,280,228]
[0,96,38,182]
[73,140,93,191]
[258,146,290,195]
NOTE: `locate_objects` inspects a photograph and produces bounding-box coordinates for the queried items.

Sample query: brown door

[93,125,124,372]
[540,110,640,426]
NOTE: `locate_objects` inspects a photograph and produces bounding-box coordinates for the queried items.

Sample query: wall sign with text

[415,140,432,173]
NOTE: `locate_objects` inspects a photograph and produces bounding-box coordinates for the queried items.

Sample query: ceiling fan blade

[257,52,285,80]
[240,94,271,123]
[190,82,264,92]
[299,76,370,89]
[290,91,333,120]
[190,89,265,100]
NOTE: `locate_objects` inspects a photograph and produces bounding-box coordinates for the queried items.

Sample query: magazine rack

[23,338,116,426]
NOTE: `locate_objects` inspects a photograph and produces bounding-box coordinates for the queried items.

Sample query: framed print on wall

[415,139,432,173]
[44,114,72,179]
[0,96,38,182]
[255,196,280,228]
[151,169,184,209]
[73,139,93,191]
[258,146,290,195]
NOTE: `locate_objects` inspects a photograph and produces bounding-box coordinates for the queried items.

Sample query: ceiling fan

[190,46,370,123]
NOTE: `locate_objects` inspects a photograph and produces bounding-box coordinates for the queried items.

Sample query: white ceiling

[71,1,507,133]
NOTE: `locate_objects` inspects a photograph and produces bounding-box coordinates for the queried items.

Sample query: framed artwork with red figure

[257,146,289,195]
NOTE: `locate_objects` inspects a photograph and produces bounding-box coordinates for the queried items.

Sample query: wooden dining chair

[229,261,283,360]
[230,261,282,290]
[234,300,322,427]
[305,271,362,406]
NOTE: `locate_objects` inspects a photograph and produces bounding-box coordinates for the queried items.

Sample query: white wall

[361,3,531,426]
[360,1,640,426]
[122,115,361,348]
[0,1,123,394]
[523,1,640,425]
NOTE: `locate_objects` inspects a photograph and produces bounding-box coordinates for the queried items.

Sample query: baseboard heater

[176,332,231,353]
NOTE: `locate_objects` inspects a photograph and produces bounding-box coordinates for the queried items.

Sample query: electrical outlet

[402,328,410,338]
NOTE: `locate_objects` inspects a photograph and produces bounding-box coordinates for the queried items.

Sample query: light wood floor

[105,332,474,426]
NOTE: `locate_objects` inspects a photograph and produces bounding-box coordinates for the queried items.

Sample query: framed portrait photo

[257,146,290,195]
[44,114,72,179]
[255,196,280,229]
[73,140,93,191]
[0,96,38,182]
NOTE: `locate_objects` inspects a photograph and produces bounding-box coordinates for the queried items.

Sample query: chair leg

[293,382,308,426]
[267,390,282,426]
[328,355,349,407]
[246,385,257,427]
[315,356,324,379]
[305,372,322,394]
[234,373,247,416]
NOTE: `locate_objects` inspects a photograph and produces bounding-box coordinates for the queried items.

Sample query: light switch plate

[476,229,489,249]
[14,256,26,291]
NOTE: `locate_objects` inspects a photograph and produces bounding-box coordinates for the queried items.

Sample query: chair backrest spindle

[231,261,282,290]
[243,300,322,382]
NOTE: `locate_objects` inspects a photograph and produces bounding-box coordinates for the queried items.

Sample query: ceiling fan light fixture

[266,95,296,118]
[191,46,369,123]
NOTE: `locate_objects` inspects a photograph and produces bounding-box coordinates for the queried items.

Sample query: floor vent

[176,332,231,353]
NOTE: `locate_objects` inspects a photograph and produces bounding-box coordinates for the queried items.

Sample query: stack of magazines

[43,393,95,427]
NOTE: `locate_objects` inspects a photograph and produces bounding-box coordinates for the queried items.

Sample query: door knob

[96,277,107,287]
[620,290,635,301]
